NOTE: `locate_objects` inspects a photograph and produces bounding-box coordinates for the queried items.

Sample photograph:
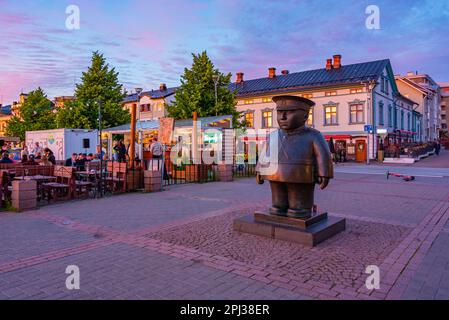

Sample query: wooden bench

[105,162,127,193]
[42,166,75,202]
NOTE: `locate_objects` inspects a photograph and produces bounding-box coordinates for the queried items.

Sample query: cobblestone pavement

[1,166,449,299]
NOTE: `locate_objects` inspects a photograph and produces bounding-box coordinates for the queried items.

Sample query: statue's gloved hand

[256,173,264,185]
[318,177,330,190]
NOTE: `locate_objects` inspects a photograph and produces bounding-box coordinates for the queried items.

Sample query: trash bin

[378,150,384,162]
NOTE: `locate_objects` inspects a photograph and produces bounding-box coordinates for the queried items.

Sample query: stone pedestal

[218,164,233,182]
[144,170,162,192]
[233,211,346,247]
[11,180,37,212]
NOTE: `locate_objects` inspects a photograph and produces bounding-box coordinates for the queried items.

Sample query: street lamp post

[130,88,142,168]
[212,75,220,116]
[97,100,103,197]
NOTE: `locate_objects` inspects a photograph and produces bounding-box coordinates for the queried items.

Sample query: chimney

[159,83,167,91]
[326,59,333,71]
[333,54,342,69]
[281,70,289,75]
[236,72,244,83]
[268,67,276,78]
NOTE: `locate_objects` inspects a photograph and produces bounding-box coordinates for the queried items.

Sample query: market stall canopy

[103,115,233,134]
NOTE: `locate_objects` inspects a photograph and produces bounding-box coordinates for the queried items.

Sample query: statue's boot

[269,206,288,217]
[287,208,312,219]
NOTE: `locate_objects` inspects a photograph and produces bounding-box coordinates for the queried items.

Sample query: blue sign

[364,125,373,133]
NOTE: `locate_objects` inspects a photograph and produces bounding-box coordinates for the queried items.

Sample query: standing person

[32,142,42,155]
[21,146,29,158]
[328,137,336,163]
[76,153,86,171]
[150,137,163,159]
[114,140,127,163]
[435,139,441,156]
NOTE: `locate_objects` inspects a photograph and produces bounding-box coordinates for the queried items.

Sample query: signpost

[364,125,374,164]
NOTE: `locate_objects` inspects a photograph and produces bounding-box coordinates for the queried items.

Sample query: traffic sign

[364,125,373,133]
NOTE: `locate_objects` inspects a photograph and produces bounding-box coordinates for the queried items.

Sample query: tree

[56,51,130,129]
[167,51,241,125]
[5,88,56,140]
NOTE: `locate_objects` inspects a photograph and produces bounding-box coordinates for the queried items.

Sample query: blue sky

[0,0,448,104]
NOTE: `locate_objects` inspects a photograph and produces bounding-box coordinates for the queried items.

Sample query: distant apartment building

[122,84,176,121]
[0,104,13,136]
[230,55,421,162]
[438,82,449,133]
[53,96,75,108]
[395,72,441,141]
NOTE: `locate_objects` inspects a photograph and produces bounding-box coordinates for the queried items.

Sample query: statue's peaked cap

[272,95,315,111]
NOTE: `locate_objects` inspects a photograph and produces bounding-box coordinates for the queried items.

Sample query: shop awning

[103,115,233,134]
[324,134,353,140]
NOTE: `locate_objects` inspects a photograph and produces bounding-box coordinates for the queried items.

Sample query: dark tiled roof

[229,59,390,96]
[123,87,177,103]
[0,105,12,115]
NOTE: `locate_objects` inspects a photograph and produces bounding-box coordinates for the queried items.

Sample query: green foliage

[5,87,56,140]
[56,51,130,129]
[167,51,242,126]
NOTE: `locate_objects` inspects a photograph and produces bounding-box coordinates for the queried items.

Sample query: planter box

[11,180,37,212]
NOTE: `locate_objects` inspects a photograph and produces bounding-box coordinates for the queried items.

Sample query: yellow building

[0,104,13,136]
[53,96,75,108]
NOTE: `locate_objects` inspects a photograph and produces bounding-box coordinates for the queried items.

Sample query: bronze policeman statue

[256,95,333,219]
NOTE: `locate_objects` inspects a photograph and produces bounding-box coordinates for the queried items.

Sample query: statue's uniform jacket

[260,126,334,183]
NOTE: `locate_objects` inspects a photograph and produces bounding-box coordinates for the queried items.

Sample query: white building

[230,55,422,162]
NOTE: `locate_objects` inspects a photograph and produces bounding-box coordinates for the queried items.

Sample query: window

[262,110,273,128]
[350,104,364,123]
[301,93,313,99]
[393,107,398,128]
[350,88,363,94]
[385,78,389,95]
[325,91,337,96]
[380,77,385,93]
[245,112,254,128]
[401,110,405,129]
[243,99,254,105]
[324,106,338,125]
[407,113,411,130]
[262,97,271,103]
[307,108,313,126]
[378,102,384,125]
[388,105,393,127]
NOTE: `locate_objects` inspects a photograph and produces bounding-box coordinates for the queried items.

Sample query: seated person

[21,154,29,164]
[75,153,87,171]
[25,155,38,166]
[0,152,14,164]
[44,148,56,165]
[40,155,53,166]
[65,153,78,167]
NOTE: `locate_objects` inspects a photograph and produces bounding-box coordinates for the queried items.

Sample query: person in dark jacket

[0,152,14,164]
[65,153,78,167]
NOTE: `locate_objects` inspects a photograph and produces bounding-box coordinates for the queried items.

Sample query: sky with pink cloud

[1,0,448,104]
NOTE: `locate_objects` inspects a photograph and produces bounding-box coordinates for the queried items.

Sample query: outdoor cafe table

[13,175,58,201]
[14,175,57,182]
